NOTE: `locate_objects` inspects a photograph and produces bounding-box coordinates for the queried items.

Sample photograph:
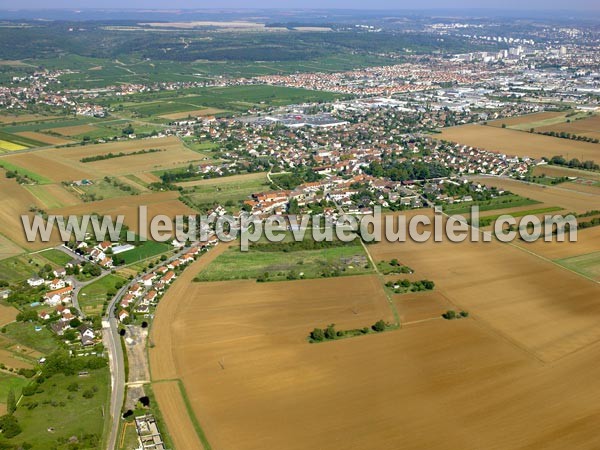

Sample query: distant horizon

[0,2,598,13]
[0,7,599,11]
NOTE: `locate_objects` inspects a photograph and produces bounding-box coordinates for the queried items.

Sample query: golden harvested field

[532,165,600,180]
[4,152,96,182]
[487,111,563,128]
[0,114,60,124]
[48,124,99,136]
[0,304,18,326]
[439,124,600,162]
[50,191,195,234]
[159,108,225,120]
[151,231,600,449]
[133,172,161,184]
[559,181,600,195]
[394,291,455,324]
[0,349,33,369]
[25,184,82,209]
[370,212,600,363]
[536,115,600,140]
[175,171,266,188]
[116,175,150,192]
[150,273,395,450]
[0,233,23,261]
[515,226,600,260]
[2,137,200,181]
[153,382,206,450]
[3,136,203,181]
[14,131,73,145]
[0,171,60,249]
[471,176,596,214]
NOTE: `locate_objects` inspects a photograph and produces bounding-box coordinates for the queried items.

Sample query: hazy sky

[0,0,598,11]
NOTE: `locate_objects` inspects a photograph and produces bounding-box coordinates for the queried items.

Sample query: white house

[43,286,73,306]
[27,277,45,287]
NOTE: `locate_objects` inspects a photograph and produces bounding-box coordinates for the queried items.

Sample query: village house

[135,304,150,314]
[160,271,176,285]
[51,321,70,335]
[141,273,157,287]
[120,294,135,308]
[144,290,158,304]
[167,260,181,270]
[89,248,106,262]
[27,277,45,287]
[98,241,112,252]
[43,286,73,306]
[179,253,195,264]
[53,268,67,278]
[48,278,66,290]
[128,284,144,297]
[99,257,114,269]
[79,325,96,346]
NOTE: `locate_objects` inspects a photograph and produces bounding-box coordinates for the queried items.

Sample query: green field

[37,249,72,266]
[494,111,592,132]
[8,368,110,450]
[78,178,138,201]
[195,242,373,282]
[0,117,100,134]
[443,194,540,215]
[0,130,46,152]
[0,253,64,284]
[29,53,393,90]
[24,185,75,209]
[114,85,346,118]
[0,372,30,403]
[179,173,270,207]
[3,322,60,355]
[120,241,173,265]
[79,274,126,316]
[557,251,600,281]
[0,160,51,184]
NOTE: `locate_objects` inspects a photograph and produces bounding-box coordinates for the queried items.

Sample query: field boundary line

[176,379,213,450]
[357,235,400,326]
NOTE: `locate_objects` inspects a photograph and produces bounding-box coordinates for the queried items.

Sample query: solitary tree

[372,320,386,333]
[6,388,16,415]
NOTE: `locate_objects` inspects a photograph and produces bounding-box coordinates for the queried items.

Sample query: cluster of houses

[117,247,202,323]
[27,265,99,346]
[42,306,95,346]
[244,174,423,217]
[78,241,115,269]
[27,267,73,307]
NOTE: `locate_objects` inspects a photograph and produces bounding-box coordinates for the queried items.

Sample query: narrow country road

[103,244,199,450]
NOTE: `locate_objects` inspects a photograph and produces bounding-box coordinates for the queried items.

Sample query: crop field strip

[469,176,597,214]
[2,136,204,182]
[439,124,600,162]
